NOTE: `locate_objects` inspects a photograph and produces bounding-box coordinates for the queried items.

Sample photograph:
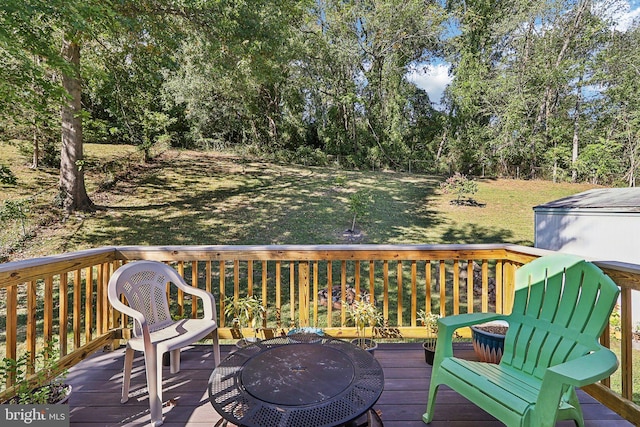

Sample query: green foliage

[333,175,347,187]
[417,309,440,349]
[595,21,640,186]
[417,310,440,335]
[3,0,640,193]
[440,173,478,204]
[0,198,31,237]
[223,295,266,334]
[348,189,374,231]
[292,146,329,166]
[345,300,381,348]
[441,0,628,180]
[576,141,623,184]
[0,339,68,404]
[609,305,621,334]
[0,164,17,185]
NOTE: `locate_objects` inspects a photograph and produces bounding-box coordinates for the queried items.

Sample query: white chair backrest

[111,261,177,336]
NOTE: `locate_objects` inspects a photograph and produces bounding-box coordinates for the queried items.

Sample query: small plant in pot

[417,310,440,365]
[346,299,382,354]
[224,295,266,348]
[470,320,509,364]
[0,339,71,404]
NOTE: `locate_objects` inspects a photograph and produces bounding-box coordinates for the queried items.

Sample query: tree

[1,0,114,213]
[162,0,310,152]
[440,172,478,204]
[595,20,640,186]
[0,1,67,169]
[3,1,227,212]
[60,35,93,212]
[347,189,374,232]
[443,0,614,180]
[290,0,445,169]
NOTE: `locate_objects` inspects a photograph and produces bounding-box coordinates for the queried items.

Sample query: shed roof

[534,188,640,212]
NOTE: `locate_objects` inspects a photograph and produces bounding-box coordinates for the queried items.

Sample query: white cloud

[406,63,452,110]
[616,6,640,31]
[596,0,640,32]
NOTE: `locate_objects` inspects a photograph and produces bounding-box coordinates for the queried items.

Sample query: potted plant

[470,320,509,364]
[0,339,71,404]
[224,295,266,348]
[417,310,440,365]
[345,299,382,354]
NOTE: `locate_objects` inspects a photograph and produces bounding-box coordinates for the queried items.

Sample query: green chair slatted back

[500,254,619,380]
[423,253,621,427]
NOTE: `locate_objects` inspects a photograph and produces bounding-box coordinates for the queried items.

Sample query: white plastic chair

[108,260,220,427]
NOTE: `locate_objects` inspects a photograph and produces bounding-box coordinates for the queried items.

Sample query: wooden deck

[65,342,633,427]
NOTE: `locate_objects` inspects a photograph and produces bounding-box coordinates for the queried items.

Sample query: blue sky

[408,0,640,110]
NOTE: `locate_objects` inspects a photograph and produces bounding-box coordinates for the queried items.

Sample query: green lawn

[0,144,599,260]
[609,340,640,404]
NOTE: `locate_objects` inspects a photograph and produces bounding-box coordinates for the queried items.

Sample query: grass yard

[1,144,599,261]
[610,340,640,404]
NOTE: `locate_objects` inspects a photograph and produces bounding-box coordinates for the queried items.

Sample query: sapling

[348,189,373,232]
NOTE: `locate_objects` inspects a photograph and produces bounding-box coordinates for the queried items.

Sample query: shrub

[440,172,478,204]
[0,164,17,185]
[0,339,68,404]
[0,198,31,237]
[223,295,266,339]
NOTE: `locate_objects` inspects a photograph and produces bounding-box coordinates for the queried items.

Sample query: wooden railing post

[298,261,310,327]
[219,260,226,328]
[620,287,633,400]
[466,260,474,313]
[26,281,37,373]
[44,276,54,346]
[495,260,503,314]
[5,285,17,386]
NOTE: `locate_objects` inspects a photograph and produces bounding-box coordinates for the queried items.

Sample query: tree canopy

[1,0,639,211]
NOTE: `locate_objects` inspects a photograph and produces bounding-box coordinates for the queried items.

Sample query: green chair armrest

[545,347,619,387]
[438,312,509,333]
[533,348,619,425]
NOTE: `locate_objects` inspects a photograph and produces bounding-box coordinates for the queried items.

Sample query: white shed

[534,187,640,325]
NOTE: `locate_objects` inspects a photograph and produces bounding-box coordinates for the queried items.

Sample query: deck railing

[0,244,638,424]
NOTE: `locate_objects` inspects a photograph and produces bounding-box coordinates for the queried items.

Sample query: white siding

[535,208,640,325]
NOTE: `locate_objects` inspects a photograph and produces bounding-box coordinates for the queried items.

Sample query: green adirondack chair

[423,253,620,427]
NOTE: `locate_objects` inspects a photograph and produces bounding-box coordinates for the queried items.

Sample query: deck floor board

[66,342,633,427]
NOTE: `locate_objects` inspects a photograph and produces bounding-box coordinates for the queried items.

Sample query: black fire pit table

[208,334,384,427]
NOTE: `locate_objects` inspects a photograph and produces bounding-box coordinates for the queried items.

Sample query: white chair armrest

[181,286,217,320]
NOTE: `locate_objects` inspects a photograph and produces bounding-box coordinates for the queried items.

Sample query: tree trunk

[571,79,582,182]
[60,37,93,213]
[32,124,39,169]
[31,56,40,169]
